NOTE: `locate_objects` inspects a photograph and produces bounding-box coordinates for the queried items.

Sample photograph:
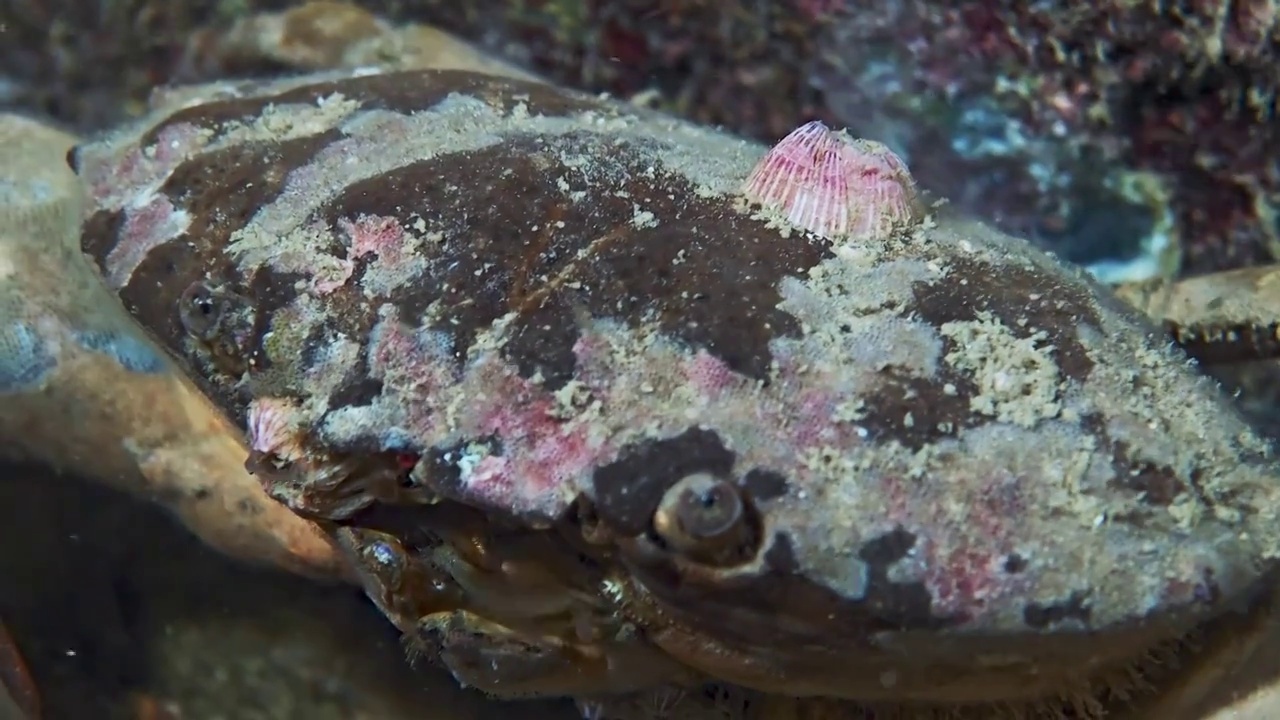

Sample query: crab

[50,64,1280,719]
[4,51,1280,717]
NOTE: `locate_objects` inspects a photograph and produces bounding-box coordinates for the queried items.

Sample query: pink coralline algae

[456,391,604,517]
[362,310,610,518]
[78,122,208,209]
[341,214,406,261]
[365,311,459,439]
[682,349,742,397]
[741,121,924,241]
[336,213,430,297]
[104,194,190,290]
[880,471,1029,619]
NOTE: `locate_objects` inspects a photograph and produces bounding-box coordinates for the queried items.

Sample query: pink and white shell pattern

[741,120,923,241]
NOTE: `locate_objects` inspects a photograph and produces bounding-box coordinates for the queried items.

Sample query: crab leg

[1116,265,1280,365]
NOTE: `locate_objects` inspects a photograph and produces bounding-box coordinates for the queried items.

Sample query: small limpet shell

[741,120,923,241]
[247,396,306,463]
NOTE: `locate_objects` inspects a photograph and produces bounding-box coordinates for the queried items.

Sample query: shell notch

[741,120,924,242]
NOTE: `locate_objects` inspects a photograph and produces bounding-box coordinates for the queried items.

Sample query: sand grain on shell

[940,311,1064,427]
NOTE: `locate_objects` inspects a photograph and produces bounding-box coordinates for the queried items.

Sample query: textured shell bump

[73,69,1280,705]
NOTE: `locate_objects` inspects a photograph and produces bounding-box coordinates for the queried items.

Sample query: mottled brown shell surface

[75,69,1280,705]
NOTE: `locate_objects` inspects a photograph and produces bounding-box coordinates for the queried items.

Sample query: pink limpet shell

[247,396,306,463]
[741,120,924,241]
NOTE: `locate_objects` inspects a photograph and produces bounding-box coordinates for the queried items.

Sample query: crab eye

[652,473,755,566]
[178,281,226,341]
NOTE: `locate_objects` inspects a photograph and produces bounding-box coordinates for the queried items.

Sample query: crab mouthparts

[236,447,1280,718]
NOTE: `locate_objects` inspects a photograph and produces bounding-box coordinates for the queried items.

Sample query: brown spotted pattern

[75,69,1280,709]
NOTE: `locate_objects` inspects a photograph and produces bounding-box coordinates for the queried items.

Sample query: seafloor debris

[805,2,1280,284]
[1117,265,1280,366]
[0,0,534,131]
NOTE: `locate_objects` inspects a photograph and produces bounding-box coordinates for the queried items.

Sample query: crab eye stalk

[652,473,757,566]
[178,281,228,341]
[176,280,257,377]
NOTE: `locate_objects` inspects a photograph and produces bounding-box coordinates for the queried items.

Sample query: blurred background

[5,0,1280,282]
